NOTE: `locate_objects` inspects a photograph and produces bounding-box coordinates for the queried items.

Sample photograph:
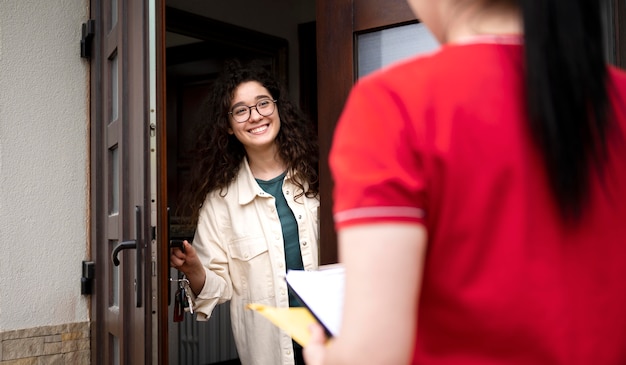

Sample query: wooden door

[316,0,422,264]
[89,0,166,363]
[612,0,626,68]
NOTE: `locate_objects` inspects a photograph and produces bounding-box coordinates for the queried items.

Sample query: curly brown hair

[179,60,319,226]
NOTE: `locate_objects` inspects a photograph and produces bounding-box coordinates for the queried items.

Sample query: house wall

[0,0,90,363]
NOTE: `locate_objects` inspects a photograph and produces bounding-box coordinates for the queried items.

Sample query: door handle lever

[111,240,137,266]
[110,206,143,307]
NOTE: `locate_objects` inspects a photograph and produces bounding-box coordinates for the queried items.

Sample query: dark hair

[180,60,319,226]
[521,0,611,221]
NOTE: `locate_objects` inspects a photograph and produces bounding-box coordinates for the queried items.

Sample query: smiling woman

[227,81,283,164]
[170,60,320,365]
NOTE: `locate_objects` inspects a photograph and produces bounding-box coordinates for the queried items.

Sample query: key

[179,284,188,309]
[173,288,184,322]
[179,279,194,314]
[184,283,194,314]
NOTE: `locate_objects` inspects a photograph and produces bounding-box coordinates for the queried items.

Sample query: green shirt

[256,171,304,307]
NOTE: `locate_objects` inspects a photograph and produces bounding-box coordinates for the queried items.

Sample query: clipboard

[247,264,345,346]
[285,264,345,337]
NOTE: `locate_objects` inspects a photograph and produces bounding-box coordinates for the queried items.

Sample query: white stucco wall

[0,0,90,331]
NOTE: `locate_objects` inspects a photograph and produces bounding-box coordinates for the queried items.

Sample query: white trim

[334,206,425,223]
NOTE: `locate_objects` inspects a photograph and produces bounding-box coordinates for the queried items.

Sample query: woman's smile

[248,123,269,134]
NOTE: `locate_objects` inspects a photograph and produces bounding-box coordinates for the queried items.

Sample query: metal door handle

[110,205,143,307]
[111,240,136,266]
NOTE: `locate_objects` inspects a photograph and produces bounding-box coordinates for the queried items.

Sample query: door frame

[162,7,290,363]
[155,1,169,364]
[615,0,626,68]
[316,0,417,264]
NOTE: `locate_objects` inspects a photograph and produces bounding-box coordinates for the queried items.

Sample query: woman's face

[228,81,281,154]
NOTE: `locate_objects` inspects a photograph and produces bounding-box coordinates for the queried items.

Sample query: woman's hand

[304,223,427,364]
[170,240,206,295]
[303,323,328,365]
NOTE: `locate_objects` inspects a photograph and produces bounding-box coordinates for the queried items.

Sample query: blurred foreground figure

[305,0,626,364]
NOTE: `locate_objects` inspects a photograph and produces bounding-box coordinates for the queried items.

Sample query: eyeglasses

[229,99,277,123]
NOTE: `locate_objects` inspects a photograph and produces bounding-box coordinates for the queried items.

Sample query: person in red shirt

[305,0,626,364]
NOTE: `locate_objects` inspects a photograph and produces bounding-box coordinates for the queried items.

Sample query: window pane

[109,240,120,307]
[109,145,119,215]
[109,54,119,123]
[110,0,118,30]
[110,333,120,365]
[357,23,439,78]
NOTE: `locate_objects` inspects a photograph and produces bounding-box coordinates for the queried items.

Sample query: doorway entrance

[164,2,316,363]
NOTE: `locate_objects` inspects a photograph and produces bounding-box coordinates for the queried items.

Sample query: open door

[89,0,166,363]
[317,0,428,264]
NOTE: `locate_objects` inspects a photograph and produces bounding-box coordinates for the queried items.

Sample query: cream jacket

[191,159,320,365]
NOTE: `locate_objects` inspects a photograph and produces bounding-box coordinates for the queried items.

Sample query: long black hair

[180,60,319,226]
[521,0,611,221]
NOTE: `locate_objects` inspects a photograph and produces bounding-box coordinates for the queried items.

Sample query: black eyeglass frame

[228,99,278,123]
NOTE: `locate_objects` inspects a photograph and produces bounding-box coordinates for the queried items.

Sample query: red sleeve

[329,75,427,230]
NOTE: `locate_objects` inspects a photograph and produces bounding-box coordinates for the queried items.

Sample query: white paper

[286,265,345,336]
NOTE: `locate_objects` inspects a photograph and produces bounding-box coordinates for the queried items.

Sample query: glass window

[357,22,439,78]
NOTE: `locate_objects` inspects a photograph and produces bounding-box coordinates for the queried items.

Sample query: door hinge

[80,19,95,59]
[81,260,95,295]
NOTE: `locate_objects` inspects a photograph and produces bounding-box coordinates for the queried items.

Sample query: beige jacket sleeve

[190,194,233,321]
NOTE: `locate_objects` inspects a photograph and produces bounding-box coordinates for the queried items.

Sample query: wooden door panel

[616,0,626,67]
[354,0,415,31]
[91,0,157,363]
[316,0,414,264]
[316,0,352,265]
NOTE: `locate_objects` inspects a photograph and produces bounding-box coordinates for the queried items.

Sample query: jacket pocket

[228,237,274,302]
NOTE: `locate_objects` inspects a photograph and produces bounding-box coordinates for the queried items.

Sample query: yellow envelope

[247,303,317,346]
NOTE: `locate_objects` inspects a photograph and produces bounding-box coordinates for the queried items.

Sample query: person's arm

[305,222,427,365]
[170,199,233,319]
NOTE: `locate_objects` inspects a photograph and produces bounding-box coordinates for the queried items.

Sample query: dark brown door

[90,0,166,363]
[613,0,626,68]
[316,0,418,264]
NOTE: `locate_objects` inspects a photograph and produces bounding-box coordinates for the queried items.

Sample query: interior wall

[0,0,90,331]
[166,0,316,101]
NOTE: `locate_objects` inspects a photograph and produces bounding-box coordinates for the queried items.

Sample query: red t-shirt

[330,41,626,364]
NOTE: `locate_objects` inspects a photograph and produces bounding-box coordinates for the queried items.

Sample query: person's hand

[170,240,205,295]
[303,323,328,365]
[169,240,200,272]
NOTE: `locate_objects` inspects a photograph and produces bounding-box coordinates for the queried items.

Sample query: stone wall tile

[0,322,89,364]
[3,338,44,360]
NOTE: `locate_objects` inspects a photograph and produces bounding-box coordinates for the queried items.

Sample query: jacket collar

[236,158,292,205]
[236,158,260,205]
